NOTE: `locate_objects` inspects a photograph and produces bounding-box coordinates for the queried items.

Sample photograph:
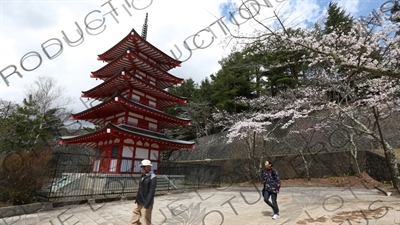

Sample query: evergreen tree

[165,78,215,139]
[391,0,400,22]
[390,0,400,36]
[324,1,353,35]
[210,51,253,113]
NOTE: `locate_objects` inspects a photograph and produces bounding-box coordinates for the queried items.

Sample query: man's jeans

[264,191,279,215]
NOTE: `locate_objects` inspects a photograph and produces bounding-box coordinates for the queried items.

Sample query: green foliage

[168,78,198,100]
[0,97,59,205]
[243,29,310,97]
[391,0,400,23]
[165,78,217,139]
[83,126,95,132]
[0,77,72,205]
[0,95,62,152]
[324,1,353,35]
[390,0,400,36]
[210,51,253,113]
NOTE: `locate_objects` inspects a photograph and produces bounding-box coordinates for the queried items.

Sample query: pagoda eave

[97,29,182,71]
[71,93,192,128]
[92,50,183,88]
[83,69,187,105]
[59,123,195,150]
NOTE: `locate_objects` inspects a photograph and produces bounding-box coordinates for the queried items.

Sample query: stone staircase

[156,175,178,191]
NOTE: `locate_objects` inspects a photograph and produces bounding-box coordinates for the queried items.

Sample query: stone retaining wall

[0,202,52,218]
[365,150,400,182]
[171,151,367,183]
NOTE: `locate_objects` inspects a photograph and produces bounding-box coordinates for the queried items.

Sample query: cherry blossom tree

[214,74,400,186]
[216,1,400,188]
[225,3,400,81]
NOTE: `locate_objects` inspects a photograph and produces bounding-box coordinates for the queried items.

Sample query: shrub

[0,146,53,205]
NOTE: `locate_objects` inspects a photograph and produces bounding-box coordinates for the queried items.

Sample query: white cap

[140,159,152,167]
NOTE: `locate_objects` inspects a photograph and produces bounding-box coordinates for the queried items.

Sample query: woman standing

[262,160,281,220]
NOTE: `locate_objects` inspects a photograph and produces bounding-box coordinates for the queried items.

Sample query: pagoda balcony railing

[117,120,165,134]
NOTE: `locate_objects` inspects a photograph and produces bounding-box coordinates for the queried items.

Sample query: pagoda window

[149,100,156,108]
[152,161,158,173]
[133,160,142,173]
[135,74,142,79]
[127,117,138,126]
[132,94,140,102]
[109,159,117,172]
[149,81,155,86]
[93,160,101,172]
[118,117,124,124]
[149,123,157,131]
[95,148,101,157]
[111,146,119,158]
[121,146,133,172]
[120,159,132,172]
[122,146,134,157]
[135,147,149,159]
[150,150,159,160]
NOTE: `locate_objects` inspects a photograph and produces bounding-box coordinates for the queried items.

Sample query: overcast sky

[0,0,384,115]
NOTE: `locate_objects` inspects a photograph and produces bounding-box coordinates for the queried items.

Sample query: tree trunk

[299,149,311,181]
[344,109,399,189]
[348,132,362,177]
[372,107,399,190]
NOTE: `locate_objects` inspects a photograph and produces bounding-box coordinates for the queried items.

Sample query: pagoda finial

[141,13,148,40]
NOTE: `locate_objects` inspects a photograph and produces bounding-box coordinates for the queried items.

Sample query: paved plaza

[1,186,399,225]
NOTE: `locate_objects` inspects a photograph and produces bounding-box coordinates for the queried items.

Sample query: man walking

[262,160,281,220]
[131,159,157,225]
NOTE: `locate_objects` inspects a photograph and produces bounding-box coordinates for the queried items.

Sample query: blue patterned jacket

[262,168,281,193]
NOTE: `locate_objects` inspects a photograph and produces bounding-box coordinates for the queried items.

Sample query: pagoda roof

[82,68,187,110]
[98,29,181,71]
[71,92,191,130]
[92,48,183,89]
[59,122,195,150]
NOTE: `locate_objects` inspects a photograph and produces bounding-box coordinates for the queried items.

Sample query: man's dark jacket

[135,172,157,208]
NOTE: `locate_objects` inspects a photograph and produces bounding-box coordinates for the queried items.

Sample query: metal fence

[167,110,400,182]
[159,162,221,189]
[171,111,400,161]
[38,152,220,202]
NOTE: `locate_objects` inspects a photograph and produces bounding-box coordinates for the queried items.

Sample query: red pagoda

[60,14,195,174]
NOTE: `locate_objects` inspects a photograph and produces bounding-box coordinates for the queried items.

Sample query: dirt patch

[331,208,385,223]
[296,216,328,224]
[296,205,390,224]
[281,172,399,196]
[235,172,399,196]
